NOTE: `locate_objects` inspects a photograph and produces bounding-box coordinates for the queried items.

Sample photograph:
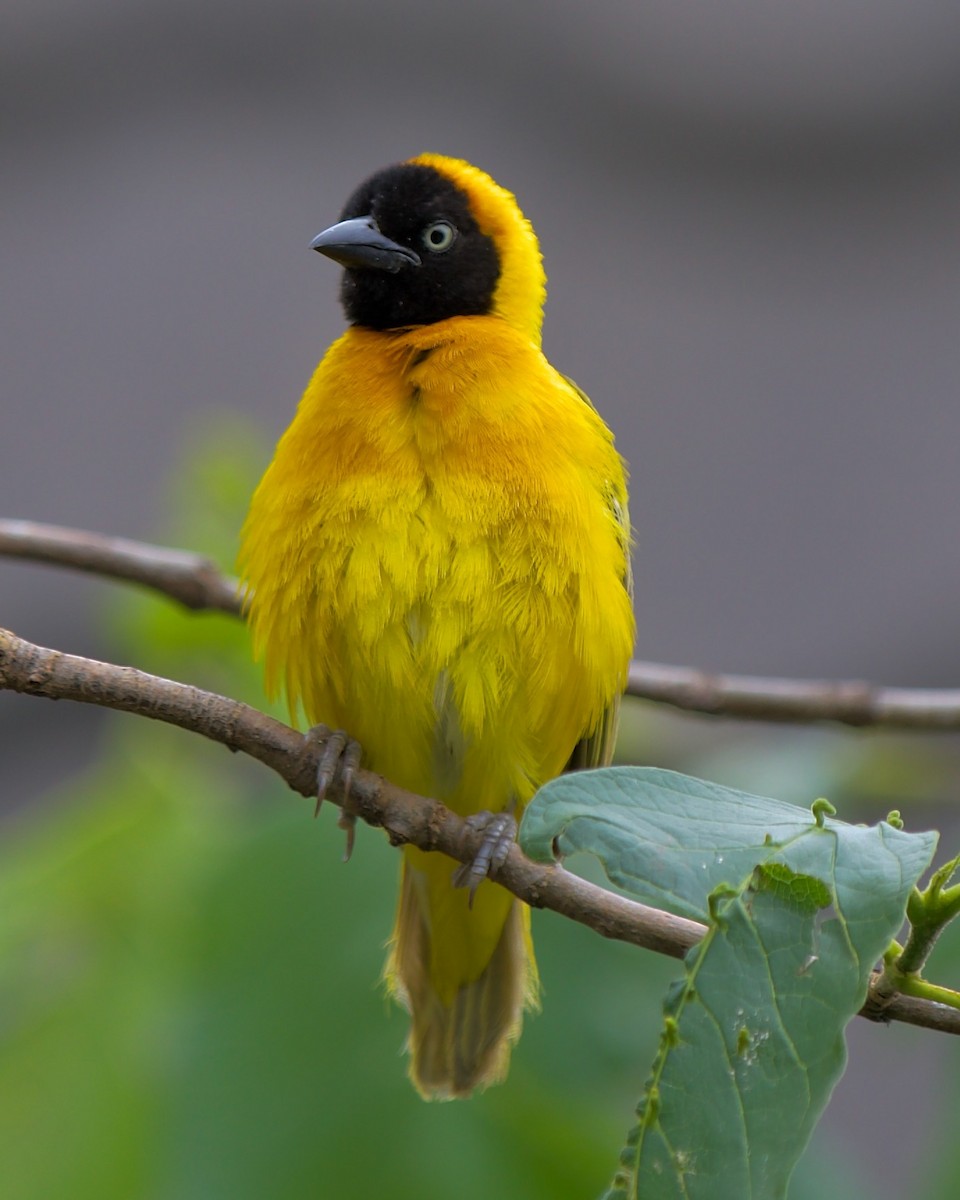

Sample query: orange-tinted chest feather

[240,318,634,803]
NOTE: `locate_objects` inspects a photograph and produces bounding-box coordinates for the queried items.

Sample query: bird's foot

[452,806,518,904]
[305,724,363,860]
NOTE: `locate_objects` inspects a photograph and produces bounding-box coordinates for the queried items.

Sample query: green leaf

[520,768,937,1200]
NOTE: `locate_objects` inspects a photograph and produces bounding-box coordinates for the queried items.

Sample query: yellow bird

[239,154,635,1098]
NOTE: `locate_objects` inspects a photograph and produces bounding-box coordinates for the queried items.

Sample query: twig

[0,624,955,1036]
[0,626,700,961]
[3,518,960,731]
[628,661,960,731]
[0,518,241,613]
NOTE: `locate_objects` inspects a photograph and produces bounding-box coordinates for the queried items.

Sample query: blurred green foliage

[0,425,956,1199]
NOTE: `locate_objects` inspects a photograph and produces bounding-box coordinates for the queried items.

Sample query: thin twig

[0,624,955,1036]
[3,517,960,731]
[0,518,241,613]
[628,661,960,731]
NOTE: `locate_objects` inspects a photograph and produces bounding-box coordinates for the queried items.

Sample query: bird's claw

[452,807,518,905]
[305,725,363,860]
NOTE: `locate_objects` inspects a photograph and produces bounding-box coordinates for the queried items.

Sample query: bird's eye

[422,221,456,253]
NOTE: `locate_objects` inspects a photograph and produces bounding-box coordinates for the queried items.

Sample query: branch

[627,661,960,731]
[3,518,960,731]
[0,518,241,614]
[1,624,956,1036]
[0,625,699,960]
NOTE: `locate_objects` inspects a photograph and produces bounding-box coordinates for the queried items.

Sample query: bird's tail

[385,845,538,1099]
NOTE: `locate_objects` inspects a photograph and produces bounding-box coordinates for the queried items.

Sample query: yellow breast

[239,316,634,813]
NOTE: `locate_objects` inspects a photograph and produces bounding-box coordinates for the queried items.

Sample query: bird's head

[311,154,546,343]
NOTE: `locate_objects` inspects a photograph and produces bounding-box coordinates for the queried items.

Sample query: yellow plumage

[239,154,635,1097]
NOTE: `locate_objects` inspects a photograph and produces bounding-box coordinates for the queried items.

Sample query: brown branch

[0,624,955,1036]
[628,661,960,732]
[0,518,241,613]
[0,625,700,961]
[3,517,960,732]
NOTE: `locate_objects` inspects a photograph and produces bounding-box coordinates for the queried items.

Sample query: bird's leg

[305,724,363,860]
[452,802,518,905]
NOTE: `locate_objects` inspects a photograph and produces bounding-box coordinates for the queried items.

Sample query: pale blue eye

[422,221,456,252]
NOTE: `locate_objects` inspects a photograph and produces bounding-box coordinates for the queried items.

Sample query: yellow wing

[562,377,634,773]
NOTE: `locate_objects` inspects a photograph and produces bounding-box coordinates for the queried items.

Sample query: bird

[238,154,635,1099]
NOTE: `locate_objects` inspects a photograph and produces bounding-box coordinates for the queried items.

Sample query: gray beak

[310,216,422,273]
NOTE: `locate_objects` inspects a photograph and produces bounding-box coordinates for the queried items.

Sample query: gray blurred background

[3,1,960,1194]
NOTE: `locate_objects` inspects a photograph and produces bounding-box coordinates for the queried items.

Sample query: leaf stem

[895,977,960,1011]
